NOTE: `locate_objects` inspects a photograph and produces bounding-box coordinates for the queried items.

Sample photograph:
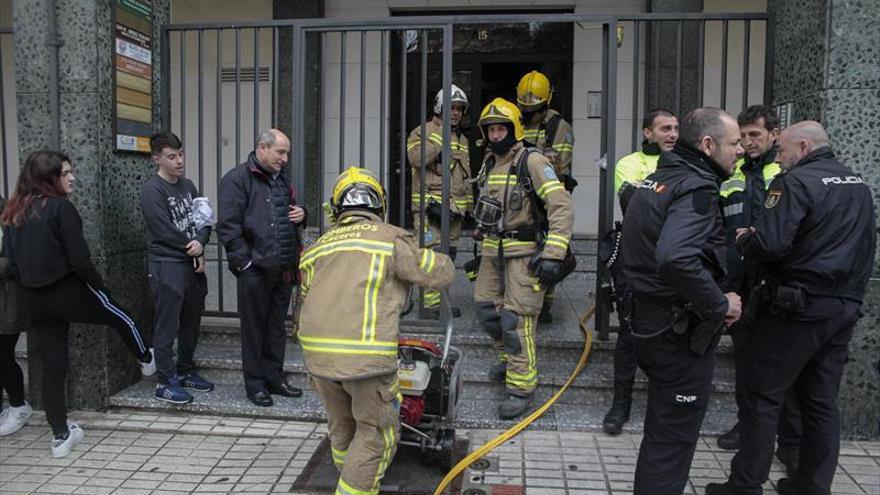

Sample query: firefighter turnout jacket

[620,142,730,322]
[297,211,455,380]
[406,116,473,216]
[523,109,574,179]
[615,142,663,213]
[477,142,574,260]
[736,147,876,302]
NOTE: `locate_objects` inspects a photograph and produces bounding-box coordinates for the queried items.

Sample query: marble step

[108,381,737,435]
[185,341,737,400]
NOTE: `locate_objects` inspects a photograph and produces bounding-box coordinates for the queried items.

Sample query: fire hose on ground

[431,301,597,495]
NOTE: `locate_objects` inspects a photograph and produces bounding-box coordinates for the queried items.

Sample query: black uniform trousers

[730,323,802,450]
[237,266,293,396]
[148,260,208,384]
[632,317,715,495]
[611,270,637,394]
[729,297,859,495]
[28,275,150,436]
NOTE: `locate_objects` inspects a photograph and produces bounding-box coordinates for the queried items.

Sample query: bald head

[777,121,830,170]
[255,128,290,173]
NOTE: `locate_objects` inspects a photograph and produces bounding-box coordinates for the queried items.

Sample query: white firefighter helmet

[433,84,469,115]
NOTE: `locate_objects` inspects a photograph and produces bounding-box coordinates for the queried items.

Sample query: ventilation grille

[221,67,270,83]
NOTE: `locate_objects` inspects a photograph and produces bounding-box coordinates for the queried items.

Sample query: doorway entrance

[389,14,574,225]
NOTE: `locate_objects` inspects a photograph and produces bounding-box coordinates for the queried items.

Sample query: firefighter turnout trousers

[412,215,462,308]
[474,255,545,396]
[312,373,401,495]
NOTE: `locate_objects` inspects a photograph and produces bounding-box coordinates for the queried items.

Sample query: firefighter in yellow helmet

[298,167,455,495]
[516,70,576,324]
[406,84,472,317]
[472,98,574,419]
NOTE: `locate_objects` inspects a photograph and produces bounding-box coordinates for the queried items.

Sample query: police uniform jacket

[297,210,455,381]
[736,147,876,302]
[719,148,781,293]
[614,141,661,213]
[477,142,574,260]
[523,109,574,178]
[406,116,473,216]
[620,142,730,322]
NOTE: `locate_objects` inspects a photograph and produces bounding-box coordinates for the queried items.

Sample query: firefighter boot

[602,388,632,435]
[488,361,507,382]
[498,393,534,420]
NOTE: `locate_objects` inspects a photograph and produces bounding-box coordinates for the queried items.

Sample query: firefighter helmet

[331,167,387,218]
[478,97,525,142]
[516,70,552,111]
[433,84,469,115]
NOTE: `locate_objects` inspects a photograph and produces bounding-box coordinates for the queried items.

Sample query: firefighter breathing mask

[473,196,503,232]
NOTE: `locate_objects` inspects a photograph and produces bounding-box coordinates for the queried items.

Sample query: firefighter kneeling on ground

[297,167,455,495]
[472,98,574,420]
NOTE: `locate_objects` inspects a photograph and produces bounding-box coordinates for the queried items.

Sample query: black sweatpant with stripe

[29,275,151,436]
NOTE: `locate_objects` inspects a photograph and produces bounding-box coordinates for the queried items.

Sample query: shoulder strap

[543,113,562,144]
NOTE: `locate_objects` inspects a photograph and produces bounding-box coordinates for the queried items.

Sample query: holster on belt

[688,315,724,356]
[771,284,807,314]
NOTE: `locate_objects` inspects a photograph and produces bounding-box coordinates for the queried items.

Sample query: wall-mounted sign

[113,0,153,153]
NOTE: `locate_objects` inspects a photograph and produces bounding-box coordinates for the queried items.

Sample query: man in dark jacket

[218,128,306,407]
[716,106,801,476]
[707,121,876,495]
[620,107,743,495]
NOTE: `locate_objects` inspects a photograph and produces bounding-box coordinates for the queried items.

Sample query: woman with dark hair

[0,194,33,437]
[0,150,155,458]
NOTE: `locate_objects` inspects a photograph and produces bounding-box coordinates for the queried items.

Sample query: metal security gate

[162,12,771,335]
[0,26,17,199]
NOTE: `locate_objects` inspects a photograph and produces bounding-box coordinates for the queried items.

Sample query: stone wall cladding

[770,0,829,100]
[827,0,880,90]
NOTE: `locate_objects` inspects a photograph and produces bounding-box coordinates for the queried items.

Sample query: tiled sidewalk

[0,411,878,495]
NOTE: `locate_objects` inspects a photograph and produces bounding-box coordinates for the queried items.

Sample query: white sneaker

[51,424,84,458]
[0,402,33,436]
[140,348,157,377]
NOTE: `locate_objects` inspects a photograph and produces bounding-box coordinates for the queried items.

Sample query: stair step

[187,341,737,397]
[109,381,735,434]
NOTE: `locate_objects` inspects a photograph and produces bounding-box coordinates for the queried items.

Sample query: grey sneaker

[51,424,84,458]
[0,402,33,436]
[140,348,157,377]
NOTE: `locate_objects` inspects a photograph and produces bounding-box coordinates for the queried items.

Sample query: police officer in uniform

[298,167,455,495]
[603,108,679,435]
[620,107,743,495]
[716,106,802,477]
[706,121,875,495]
[473,98,574,420]
[406,85,472,318]
[515,70,575,323]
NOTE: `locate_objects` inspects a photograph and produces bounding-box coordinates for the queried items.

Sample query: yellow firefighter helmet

[516,70,552,111]
[331,167,387,218]
[478,97,525,142]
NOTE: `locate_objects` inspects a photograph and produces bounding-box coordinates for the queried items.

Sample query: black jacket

[5,196,107,291]
[737,147,876,302]
[620,142,730,322]
[720,146,780,293]
[140,175,212,262]
[217,152,305,274]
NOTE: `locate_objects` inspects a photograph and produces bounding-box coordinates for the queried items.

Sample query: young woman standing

[0,151,155,458]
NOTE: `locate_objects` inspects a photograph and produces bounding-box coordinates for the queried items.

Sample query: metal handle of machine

[438,287,454,367]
